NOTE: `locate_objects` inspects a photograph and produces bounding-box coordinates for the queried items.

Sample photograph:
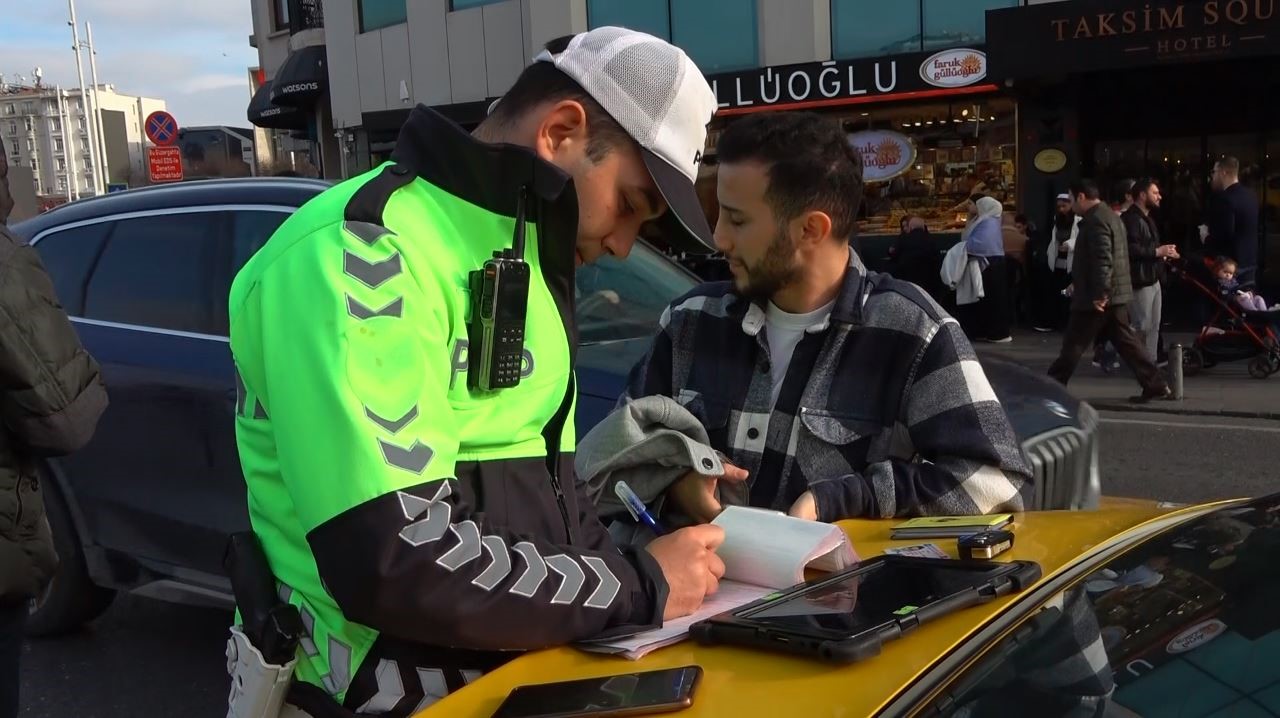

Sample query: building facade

[248,0,339,177]
[987,0,1280,291]
[242,0,1276,288]
[0,81,164,201]
[246,0,1023,227]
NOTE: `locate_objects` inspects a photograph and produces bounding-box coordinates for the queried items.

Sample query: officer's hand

[666,463,750,524]
[645,525,726,621]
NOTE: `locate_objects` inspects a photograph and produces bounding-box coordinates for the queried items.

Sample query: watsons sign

[920,49,988,88]
[848,130,917,182]
[708,47,991,111]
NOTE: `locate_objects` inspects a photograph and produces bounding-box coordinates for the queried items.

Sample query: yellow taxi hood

[419,499,1242,718]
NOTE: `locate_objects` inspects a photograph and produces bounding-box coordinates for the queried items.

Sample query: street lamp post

[85,22,109,190]
[67,0,103,196]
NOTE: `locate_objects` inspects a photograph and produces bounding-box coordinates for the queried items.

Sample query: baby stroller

[1168,256,1280,379]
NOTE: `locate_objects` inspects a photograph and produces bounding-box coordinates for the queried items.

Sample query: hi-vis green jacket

[228,107,667,714]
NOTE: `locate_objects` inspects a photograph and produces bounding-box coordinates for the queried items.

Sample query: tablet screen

[739,559,1010,636]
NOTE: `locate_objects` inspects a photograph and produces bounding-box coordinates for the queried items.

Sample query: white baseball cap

[1056,193,1072,201]
[533,26,718,253]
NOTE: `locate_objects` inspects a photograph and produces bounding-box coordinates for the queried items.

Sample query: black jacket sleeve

[308,475,665,651]
[0,226,108,456]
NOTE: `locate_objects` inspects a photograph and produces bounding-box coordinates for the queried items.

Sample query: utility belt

[224,532,356,718]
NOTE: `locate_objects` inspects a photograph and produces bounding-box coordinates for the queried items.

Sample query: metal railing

[288,0,324,33]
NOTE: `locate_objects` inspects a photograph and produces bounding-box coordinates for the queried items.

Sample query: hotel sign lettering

[987,0,1279,78]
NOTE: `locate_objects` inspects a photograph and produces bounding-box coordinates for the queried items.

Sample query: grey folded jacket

[576,395,748,541]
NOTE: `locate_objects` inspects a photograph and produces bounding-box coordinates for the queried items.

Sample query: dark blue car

[11,178,1098,635]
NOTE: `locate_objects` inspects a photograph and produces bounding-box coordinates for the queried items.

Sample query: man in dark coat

[1047,179,1170,402]
[0,159,108,717]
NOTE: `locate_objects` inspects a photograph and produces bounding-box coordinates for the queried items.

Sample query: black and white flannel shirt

[624,251,1033,521]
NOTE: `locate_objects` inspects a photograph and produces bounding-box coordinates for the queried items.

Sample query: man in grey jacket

[1048,179,1170,402]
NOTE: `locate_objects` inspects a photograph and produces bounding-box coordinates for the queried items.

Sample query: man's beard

[734,227,802,303]
[1055,211,1074,230]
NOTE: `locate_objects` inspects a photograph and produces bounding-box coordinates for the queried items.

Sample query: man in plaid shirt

[625,112,1032,523]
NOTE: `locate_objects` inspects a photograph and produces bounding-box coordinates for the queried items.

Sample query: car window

[574,243,697,344]
[230,209,289,271]
[84,212,224,335]
[926,494,1280,718]
[30,222,113,316]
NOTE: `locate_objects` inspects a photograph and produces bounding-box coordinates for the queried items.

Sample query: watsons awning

[270,45,327,106]
[247,81,306,130]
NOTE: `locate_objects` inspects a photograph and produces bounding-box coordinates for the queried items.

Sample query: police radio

[468,189,532,392]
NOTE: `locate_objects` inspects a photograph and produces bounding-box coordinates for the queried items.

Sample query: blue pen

[614,480,666,536]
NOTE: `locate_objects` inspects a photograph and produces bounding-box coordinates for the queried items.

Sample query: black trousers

[956,257,1011,341]
[1048,305,1168,392]
[1032,267,1072,329]
[0,600,25,718]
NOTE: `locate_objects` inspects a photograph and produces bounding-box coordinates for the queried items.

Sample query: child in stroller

[1169,256,1280,379]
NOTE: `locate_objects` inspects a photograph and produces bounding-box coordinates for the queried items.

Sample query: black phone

[490,665,702,718]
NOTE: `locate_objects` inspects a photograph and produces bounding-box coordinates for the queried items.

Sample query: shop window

[921,0,1018,51]
[359,0,406,32]
[832,0,922,59]
[272,0,289,31]
[588,0,671,40]
[832,98,1018,269]
[671,0,757,73]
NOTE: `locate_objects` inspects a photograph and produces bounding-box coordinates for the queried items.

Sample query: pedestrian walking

[1047,180,1172,403]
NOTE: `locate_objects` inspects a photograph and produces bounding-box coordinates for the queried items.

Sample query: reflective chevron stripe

[342,220,396,246]
[435,521,482,571]
[355,659,405,714]
[380,439,434,474]
[322,635,352,697]
[509,542,548,597]
[343,250,402,289]
[298,605,319,657]
[411,668,449,713]
[581,556,620,610]
[471,535,511,591]
[397,485,452,546]
[365,406,418,434]
[346,295,404,319]
[544,555,585,605]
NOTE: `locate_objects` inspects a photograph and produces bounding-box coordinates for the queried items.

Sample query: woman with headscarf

[957,195,1012,343]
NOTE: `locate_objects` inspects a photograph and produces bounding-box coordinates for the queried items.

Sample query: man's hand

[666,462,750,524]
[788,491,818,521]
[645,525,726,620]
[1093,298,1108,313]
[1157,244,1180,260]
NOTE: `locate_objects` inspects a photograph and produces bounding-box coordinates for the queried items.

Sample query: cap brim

[641,148,715,254]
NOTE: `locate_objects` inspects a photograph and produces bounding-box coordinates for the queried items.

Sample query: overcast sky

[1,0,258,128]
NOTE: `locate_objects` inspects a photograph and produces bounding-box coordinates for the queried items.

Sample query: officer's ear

[533,100,590,167]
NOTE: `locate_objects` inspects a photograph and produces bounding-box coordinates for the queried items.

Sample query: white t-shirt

[764,300,835,407]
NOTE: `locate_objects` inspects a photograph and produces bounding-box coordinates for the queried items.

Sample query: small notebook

[889,513,1013,539]
[577,506,858,660]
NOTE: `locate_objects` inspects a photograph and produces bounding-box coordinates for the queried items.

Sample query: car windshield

[574,242,698,345]
[930,493,1280,718]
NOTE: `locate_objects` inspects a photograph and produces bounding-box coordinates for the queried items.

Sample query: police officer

[229,28,726,716]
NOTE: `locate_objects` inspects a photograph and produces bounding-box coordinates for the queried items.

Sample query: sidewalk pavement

[974,329,1280,420]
